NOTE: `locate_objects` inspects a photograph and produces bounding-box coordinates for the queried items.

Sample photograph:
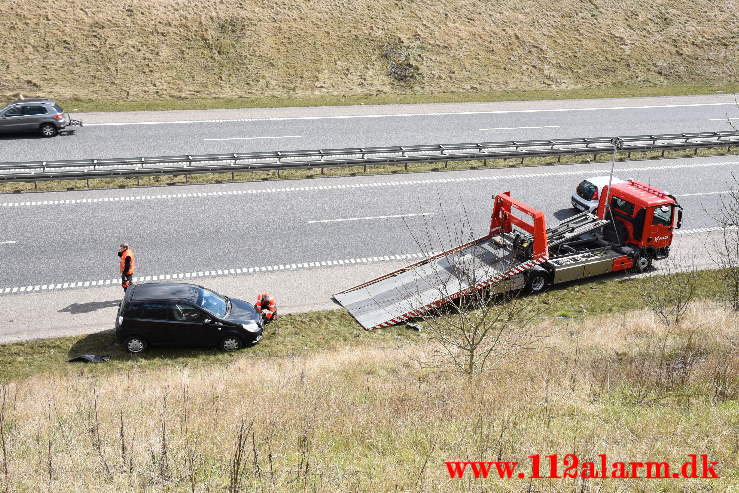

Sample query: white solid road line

[480,126,560,130]
[709,118,738,121]
[203,135,303,141]
[0,225,727,296]
[0,241,17,245]
[2,160,737,208]
[83,102,736,127]
[307,213,435,224]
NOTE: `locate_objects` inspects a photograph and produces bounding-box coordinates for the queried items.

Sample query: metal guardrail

[0,131,736,183]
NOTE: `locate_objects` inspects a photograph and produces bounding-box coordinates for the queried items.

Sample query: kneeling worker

[118,243,135,291]
[255,292,277,323]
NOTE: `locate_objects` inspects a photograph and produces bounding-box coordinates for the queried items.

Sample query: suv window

[4,106,22,116]
[52,104,64,113]
[611,196,635,215]
[652,205,673,226]
[21,105,47,115]
[126,302,173,320]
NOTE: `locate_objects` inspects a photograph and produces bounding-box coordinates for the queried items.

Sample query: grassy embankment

[0,269,736,491]
[1,0,736,102]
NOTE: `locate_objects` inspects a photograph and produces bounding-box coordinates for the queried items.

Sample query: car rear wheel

[124,336,147,354]
[219,335,243,352]
[40,123,57,137]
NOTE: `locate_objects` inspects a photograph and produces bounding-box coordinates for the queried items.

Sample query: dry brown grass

[0,0,736,101]
[0,302,735,491]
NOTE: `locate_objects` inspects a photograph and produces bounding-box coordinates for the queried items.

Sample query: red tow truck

[334,180,683,329]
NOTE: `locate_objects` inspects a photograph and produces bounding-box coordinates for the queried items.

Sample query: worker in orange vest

[254,292,277,323]
[118,243,135,291]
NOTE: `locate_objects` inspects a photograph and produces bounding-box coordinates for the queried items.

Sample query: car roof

[129,282,202,303]
[6,98,55,105]
[583,176,626,187]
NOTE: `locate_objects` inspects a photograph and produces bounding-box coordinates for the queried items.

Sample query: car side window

[22,105,47,115]
[172,304,206,323]
[611,196,635,215]
[126,302,173,320]
[4,106,22,117]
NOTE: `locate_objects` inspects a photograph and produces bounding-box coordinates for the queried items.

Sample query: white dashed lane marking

[0,241,17,245]
[2,160,737,208]
[480,126,560,130]
[0,226,726,296]
[203,135,302,141]
[307,213,435,224]
[0,252,435,296]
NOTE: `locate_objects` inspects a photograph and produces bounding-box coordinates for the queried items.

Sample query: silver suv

[0,98,81,137]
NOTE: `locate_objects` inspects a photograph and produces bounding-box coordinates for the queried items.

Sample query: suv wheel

[219,335,243,352]
[40,123,57,138]
[124,336,147,354]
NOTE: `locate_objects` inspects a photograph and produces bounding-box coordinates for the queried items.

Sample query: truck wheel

[40,123,58,137]
[634,255,652,273]
[527,272,548,294]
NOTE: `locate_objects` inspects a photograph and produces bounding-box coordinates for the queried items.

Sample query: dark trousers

[121,273,133,291]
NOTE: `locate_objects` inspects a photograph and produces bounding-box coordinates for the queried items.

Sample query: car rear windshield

[197,288,228,318]
[52,104,64,113]
[576,181,597,200]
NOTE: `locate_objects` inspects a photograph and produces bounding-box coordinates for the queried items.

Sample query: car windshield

[197,288,229,318]
[52,104,64,113]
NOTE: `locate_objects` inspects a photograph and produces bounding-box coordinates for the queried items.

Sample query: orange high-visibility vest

[120,248,136,274]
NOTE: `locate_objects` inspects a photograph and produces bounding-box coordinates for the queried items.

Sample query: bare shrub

[711,175,739,311]
[639,258,699,327]
[381,38,421,83]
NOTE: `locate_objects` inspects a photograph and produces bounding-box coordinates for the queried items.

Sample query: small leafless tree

[711,176,739,311]
[397,193,545,375]
[421,288,542,375]
[640,258,699,327]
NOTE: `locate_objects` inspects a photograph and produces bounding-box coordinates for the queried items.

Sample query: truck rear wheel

[527,271,548,294]
[634,255,652,273]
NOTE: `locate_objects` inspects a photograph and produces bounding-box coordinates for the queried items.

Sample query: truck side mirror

[676,209,683,229]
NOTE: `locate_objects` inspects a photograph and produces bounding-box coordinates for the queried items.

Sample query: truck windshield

[652,205,673,226]
[197,288,228,318]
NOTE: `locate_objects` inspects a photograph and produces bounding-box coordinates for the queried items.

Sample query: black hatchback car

[115,283,264,353]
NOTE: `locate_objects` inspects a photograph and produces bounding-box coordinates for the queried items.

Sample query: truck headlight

[241,322,260,333]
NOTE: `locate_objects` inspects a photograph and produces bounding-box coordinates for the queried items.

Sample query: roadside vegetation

[0,0,736,105]
[0,267,736,491]
[2,146,736,194]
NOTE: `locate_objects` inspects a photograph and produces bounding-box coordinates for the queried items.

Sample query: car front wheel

[124,336,147,354]
[40,123,58,137]
[219,335,243,352]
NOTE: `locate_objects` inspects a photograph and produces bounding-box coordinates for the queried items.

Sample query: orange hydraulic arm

[489,192,549,260]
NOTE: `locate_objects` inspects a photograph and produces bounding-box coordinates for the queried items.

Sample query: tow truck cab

[596,180,682,260]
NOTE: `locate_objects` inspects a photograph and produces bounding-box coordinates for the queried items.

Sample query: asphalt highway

[0,95,736,162]
[1,154,736,292]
